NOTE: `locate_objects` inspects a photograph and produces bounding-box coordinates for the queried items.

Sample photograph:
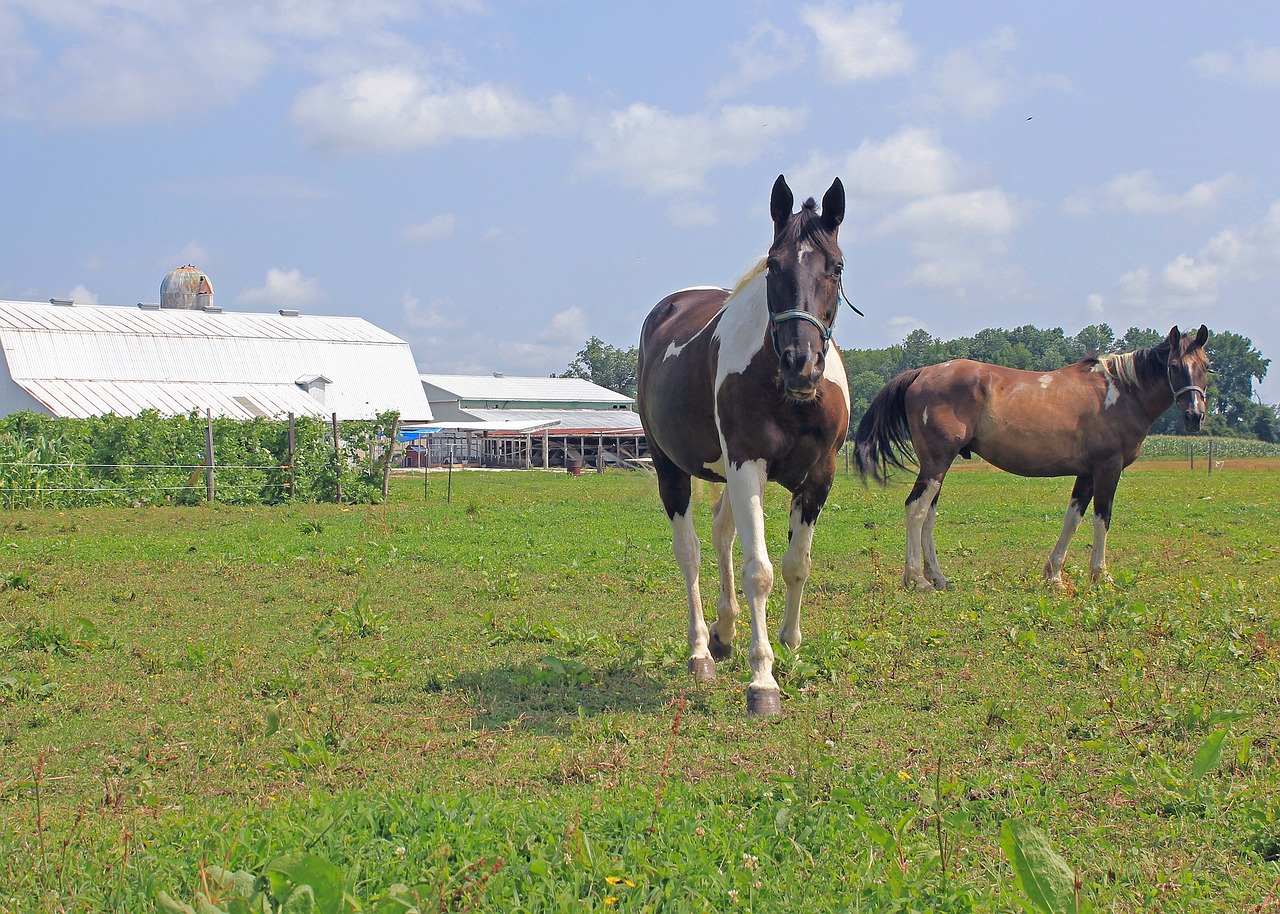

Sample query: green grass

[2,461,1279,912]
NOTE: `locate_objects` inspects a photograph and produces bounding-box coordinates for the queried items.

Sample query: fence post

[331,412,343,504]
[381,416,400,500]
[204,410,215,504]
[287,413,296,500]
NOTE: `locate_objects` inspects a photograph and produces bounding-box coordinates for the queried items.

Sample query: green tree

[560,336,639,397]
[1073,323,1120,356]
[1205,330,1270,433]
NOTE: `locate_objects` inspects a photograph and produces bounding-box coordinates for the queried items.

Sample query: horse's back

[637,287,730,481]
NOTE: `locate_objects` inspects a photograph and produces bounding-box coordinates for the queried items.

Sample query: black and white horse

[637,175,852,715]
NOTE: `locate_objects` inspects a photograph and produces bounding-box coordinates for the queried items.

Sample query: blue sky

[2,1,1279,400]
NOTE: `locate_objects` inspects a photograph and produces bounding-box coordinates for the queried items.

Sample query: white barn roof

[0,300,432,421]
[420,373,633,408]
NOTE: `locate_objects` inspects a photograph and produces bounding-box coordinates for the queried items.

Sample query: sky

[2,1,1279,402]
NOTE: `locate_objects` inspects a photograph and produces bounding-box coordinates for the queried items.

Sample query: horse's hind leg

[921,494,949,590]
[903,476,943,591]
[654,454,715,680]
[1044,475,1093,588]
[709,490,740,661]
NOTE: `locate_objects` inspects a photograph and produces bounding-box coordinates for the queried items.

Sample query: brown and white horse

[855,325,1210,590]
[637,175,852,716]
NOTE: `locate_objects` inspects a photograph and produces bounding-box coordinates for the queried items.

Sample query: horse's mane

[1093,339,1174,390]
[727,256,767,300]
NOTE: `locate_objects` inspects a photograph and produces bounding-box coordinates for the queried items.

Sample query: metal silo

[160,265,214,310]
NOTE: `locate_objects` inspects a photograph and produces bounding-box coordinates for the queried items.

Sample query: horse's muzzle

[779,348,823,400]
[1183,408,1204,433]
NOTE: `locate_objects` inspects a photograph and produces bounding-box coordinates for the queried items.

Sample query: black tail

[854,368,921,485]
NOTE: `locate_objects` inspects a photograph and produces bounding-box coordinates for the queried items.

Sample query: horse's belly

[973,438,1086,477]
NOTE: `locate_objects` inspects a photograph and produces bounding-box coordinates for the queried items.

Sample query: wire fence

[0,409,402,509]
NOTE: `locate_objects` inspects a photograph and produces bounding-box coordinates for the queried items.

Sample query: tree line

[563,324,1278,442]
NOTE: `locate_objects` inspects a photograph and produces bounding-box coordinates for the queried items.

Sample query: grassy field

[2,459,1279,912]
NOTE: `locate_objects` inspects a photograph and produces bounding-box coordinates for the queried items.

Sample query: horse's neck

[1126,347,1176,422]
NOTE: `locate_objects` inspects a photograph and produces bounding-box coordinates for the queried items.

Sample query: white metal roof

[0,300,432,421]
[420,373,634,406]
[440,408,645,435]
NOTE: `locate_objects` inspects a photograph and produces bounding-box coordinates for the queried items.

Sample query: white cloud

[808,126,963,201]
[536,307,587,344]
[170,241,210,269]
[66,283,99,305]
[402,214,456,244]
[925,26,1017,120]
[1191,41,1280,88]
[668,201,719,228]
[877,188,1021,240]
[401,289,465,330]
[709,21,807,99]
[291,67,575,153]
[491,307,589,372]
[1065,170,1240,216]
[236,267,324,308]
[580,103,805,195]
[800,1,918,83]
[1115,200,1280,313]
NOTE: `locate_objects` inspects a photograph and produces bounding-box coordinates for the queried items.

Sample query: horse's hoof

[905,578,935,593]
[746,687,782,717]
[688,657,716,681]
[709,631,733,661]
[929,577,950,591]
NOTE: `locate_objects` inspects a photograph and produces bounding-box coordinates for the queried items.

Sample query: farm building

[415,373,646,471]
[0,266,432,423]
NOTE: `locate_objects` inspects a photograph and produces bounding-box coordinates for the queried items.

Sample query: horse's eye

[833,262,844,276]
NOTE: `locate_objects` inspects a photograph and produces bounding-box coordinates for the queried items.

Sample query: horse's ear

[770,174,794,229]
[1166,326,1181,348]
[1195,324,1209,348]
[821,177,845,231]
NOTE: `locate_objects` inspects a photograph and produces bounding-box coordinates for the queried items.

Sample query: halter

[1167,362,1205,403]
[766,271,863,349]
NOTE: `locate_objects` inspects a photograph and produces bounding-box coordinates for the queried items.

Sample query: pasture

[2,459,1279,912]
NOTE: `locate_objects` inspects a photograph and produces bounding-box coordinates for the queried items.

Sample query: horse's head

[766,174,845,401]
[1165,324,1210,432]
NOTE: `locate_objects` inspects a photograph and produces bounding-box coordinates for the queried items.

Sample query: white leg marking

[724,459,777,699]
[779,501,816,650]
[903,480,940,590]
[1044,502,1084,587]
[1090,514,1113,584]
[710,491,740,653]
[921,499,949,590]
[670,511,710,665]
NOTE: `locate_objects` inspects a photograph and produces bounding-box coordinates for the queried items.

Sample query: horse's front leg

[1089,467,1121,586]
[709,490,740,661]
[1044,475,1092,589]
[778,482,830,651]
[724,458,779,716]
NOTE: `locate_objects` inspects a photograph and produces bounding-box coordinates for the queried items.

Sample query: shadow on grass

[448,657,715,734]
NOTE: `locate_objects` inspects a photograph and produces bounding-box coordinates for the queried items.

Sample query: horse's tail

[854,368,921,485]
